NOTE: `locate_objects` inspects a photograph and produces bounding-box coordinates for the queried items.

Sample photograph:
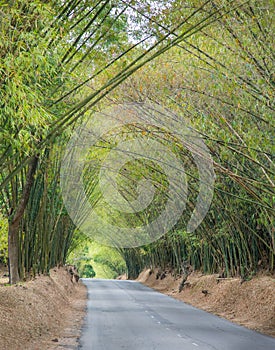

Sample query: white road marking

[151,315,155,318]
[166,327,170,331]
[192,342,199,347]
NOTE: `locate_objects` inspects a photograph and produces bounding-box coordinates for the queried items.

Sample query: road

[79,279,275,350]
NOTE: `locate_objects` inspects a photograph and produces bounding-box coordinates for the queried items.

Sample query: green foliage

[81,264,96,278]
[0,215,8,264]
[1,0,274,282]
[67,238,126,279]
[19,146,76,276]
[106,0,275,277]
[90,242,126,277]
[0,1,56,156]
[67,237,94,277]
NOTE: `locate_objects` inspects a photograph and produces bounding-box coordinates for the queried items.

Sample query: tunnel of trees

[0,0,274,284]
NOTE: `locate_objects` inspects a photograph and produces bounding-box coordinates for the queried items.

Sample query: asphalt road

[79,279,275,350]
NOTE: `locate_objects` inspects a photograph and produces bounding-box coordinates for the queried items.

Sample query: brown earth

[0,265,87,350]
[137,268,275,337]
[1,264,274,349]
[116,274,127,280]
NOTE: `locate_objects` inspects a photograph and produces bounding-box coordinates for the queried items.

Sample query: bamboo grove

[0,0,274,283]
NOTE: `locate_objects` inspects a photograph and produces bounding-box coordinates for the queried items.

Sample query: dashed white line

[166,327,170,331]
[192,342,199,347]
[151,315,155,319]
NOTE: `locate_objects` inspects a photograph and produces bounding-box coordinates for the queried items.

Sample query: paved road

[79,279,275,350]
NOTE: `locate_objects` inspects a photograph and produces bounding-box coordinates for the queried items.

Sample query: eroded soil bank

[137,269,275,337]
[0,266,87,350]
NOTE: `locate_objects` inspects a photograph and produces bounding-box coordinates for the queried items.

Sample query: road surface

[79,279,275,350]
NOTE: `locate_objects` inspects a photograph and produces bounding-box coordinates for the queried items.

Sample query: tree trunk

[8,155,39,284]
[8,221,20,284]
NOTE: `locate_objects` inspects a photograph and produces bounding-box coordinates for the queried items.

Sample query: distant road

[79,279,275,350]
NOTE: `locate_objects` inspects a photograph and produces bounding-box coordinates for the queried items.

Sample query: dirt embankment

[137,269,275,337]
[0,266,87,350]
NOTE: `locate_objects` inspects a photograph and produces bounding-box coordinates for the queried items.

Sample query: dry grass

[137,269,275,337]
[0,266,87,350]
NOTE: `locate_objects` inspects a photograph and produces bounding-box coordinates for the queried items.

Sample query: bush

[80,264,96,278]
[0,215,8,264]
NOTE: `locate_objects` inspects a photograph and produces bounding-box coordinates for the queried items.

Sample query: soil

[116,274,127,280]
[1,264,274,349]
[0,265,87,350]
[137,268,275,337]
